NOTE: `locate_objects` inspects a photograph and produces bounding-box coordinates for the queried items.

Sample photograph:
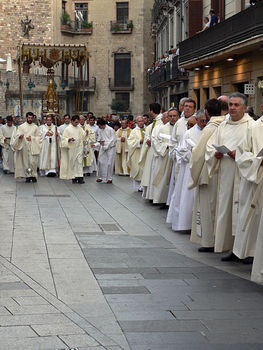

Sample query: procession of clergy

[1,92,263,285]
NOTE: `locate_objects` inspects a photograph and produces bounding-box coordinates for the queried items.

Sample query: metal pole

[18,45,24,117]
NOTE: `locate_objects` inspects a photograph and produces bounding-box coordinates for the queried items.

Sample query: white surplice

[97,125,117,182]
[0,124,15,172]
[151,122,174,204]
[11,122,42,179]
[167,124,202,231]
[189,116,225,247]
[115,127,131,175]
[127,126,144,185]
[205,113,255,253]
[234,117,263,260]
[39,124,59,175]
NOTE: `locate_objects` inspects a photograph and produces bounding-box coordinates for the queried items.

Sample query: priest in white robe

[139,103,162,198]
[11,111,42,183]
[0,115,15,174]
[79,115,96,176]
[39,116,59,177]
[60,115,89,184]
[189,99,225,252]
[127,116,145,191]
[205,92,255,257]
[96,118,117,184]
[58,114,71,137]
[167,114,203,231]
[233,116,263,263]
[167,98,196,205]
[115,119,131,175]
[151,109,179,204]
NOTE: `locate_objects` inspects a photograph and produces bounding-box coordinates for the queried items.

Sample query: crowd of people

[1,93,263,284]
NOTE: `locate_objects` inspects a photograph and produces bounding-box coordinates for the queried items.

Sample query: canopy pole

[18,45,24,117]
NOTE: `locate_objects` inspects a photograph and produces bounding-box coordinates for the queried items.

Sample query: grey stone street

[0,172,263,350]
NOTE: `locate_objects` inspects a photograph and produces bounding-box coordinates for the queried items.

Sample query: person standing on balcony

[209,9,218,27]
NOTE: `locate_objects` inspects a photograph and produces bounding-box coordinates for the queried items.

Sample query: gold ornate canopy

[17,43,88,116]
[19,43,87,67]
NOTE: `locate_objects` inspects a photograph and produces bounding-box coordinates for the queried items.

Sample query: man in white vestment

[205,92,255,258]
[189,99,225,252]
[96,118,117,184]
[232,115,263,266]
[127,116,145,191]
[39,116,59,177]
[58,114,71,137]
[167,98,196,205]
[60,115,90,184]
[87,115,99,175]
[79,115,96,176]
[167,112,204,232]
[11,111,42,183]
[0,116,15,174]
[151,109,179,205]
[139,103,162,198]
[115,119,131,176]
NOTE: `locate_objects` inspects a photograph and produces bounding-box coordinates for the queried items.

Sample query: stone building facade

[0,0,154,118]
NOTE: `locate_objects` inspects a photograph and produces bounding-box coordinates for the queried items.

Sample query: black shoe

[198,246,214,253]
[77,177,85,184]
[87,173,90,176]
[160,204,169,209]
[31,177,37,183]
[221,252,240,262]
[242,256,254,265]
[25,178,31,183]
[47,173,56,177]
[72,178,78,183]
[3,170,8,174]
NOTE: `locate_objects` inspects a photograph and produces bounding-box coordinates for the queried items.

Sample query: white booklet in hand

[212,144,230,154]
[257,148,263,157]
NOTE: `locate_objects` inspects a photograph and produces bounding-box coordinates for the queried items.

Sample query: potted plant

[61,11,72,30]
[113,24,121,32]
[110,99,128,113]
[127,21,133,30]
[81,21,92,32]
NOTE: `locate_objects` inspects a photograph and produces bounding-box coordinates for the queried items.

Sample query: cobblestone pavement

[0,171,263,350]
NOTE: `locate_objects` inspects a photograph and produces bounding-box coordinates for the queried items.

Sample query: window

[114,53,131,87]
[115,93,129,109]
[116,2,129,23]
[75,3,88,22]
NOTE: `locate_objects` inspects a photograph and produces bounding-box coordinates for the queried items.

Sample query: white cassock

[97,125,117,182]
[79,124,96,175]
[11,122,42,179]
[167,114,191,205]
[151,122,174,204]
[234,117,263,261]
[0,124,15,172]
[139,114,163,197]
[60,124,88,179]
[189,116,225,248]
[39,124,59,176]
[86,124,99,175]
[115,127,131,175]
[205,113,255,253]
[167,124,202,231]
[127,126,145,190]
[58,123,70,137]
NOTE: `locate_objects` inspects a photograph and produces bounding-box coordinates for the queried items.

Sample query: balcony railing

[109,77,134,91]
[110,20,133,33]
[61,21,93,35]
[68,77,96,91]
[147,57,188,90]
[179,2,263,66]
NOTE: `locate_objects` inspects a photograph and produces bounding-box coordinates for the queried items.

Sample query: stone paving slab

[1,173,263,350]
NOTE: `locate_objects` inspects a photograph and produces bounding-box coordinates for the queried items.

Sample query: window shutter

[188,0,203,37]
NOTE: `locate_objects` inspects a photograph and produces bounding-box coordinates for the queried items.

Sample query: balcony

[179,2,263,68]
[147,57,188,90]
[109,77,134,91]
[110,20,133,34]
[68,77,96,92]
[61,21,93,35]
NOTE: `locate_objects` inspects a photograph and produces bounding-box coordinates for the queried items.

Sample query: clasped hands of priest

[215,150,236,160]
